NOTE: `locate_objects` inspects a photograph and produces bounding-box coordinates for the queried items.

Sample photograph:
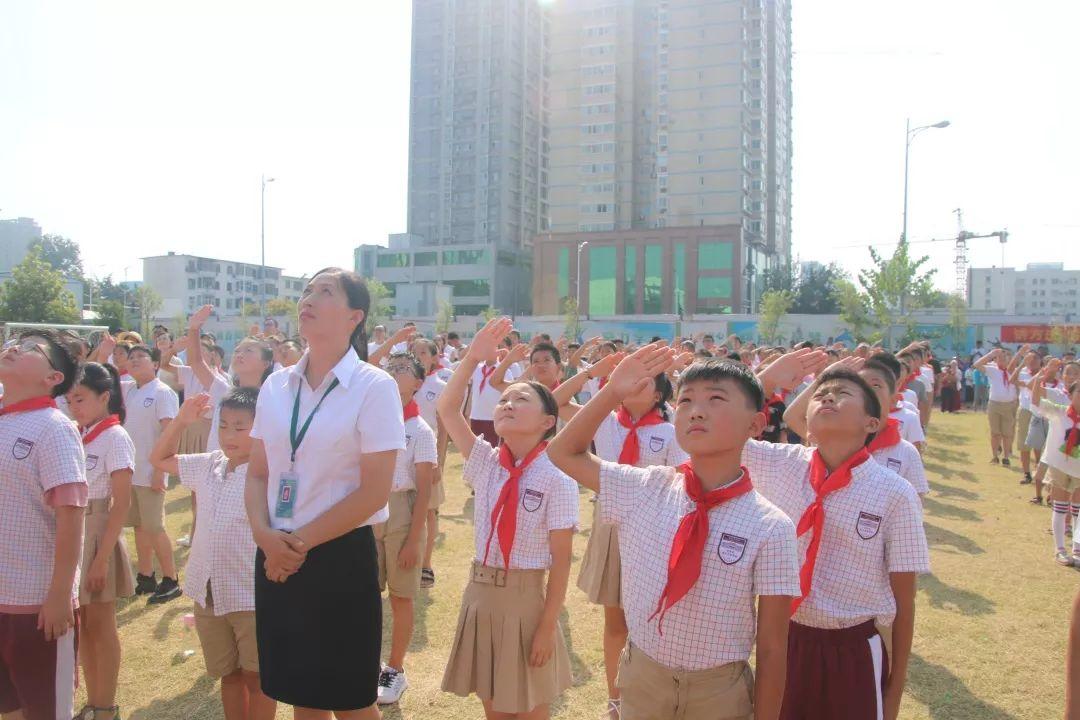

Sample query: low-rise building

[968,263,1080,320]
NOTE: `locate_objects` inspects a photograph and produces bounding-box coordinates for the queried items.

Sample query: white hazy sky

[1,1,1077,290]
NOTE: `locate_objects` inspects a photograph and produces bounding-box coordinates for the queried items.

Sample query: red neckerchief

[403,401,420,421]
[119,370,130,378]
[545,378,561,391]
[791,447,872,616]
[598,376,609,391]
[867,418,902,453]
[615,407,665,465]
[649,463,753,634]
[1067,406,1080,457]
[482,441,549,569]
[0,396,58,416]
[82,415,121,446]
[997,361,1012,387]
[479,365,496,393]
[756,393,786,439]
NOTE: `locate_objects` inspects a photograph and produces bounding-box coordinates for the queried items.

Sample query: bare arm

[883,572,917,720]
[293,450,396,549]
[150,418,172,492]
[399,462,434,570]
[39,504,84,641]
[244,438,307,581]
[972,350,996,370]
[368,326,415,368]
[490,343,529,393]
[1067,587,1080,719]
[754,595,792,720]
[782,383,812,441]
[187,306,216,389]
[150,394,210,477]
[89,469,132,593]
[529,528,573,667]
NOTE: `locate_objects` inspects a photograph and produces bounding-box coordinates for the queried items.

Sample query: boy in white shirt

[375,353,436,704]
[151,388,276,720]
[122,344,182,603]
[973,346,1024,465]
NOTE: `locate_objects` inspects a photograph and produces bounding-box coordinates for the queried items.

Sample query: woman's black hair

[652,372,674,420]
[311,267,371,362]
[518,380,560,440]
[233,337,275,387]
[76,362,127,423]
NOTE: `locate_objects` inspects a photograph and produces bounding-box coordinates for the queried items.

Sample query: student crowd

[2,266,1076,720]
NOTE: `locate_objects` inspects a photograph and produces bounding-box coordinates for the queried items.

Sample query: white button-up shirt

[251,348,405,531]
[871,439,930,495]
[593,411,689,467]
[122,378,179,487]
[83,422,136,501]
[391,416,438,492]
[179,451,256,615]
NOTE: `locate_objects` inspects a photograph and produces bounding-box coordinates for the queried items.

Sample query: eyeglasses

[386,364,416,376]
[13,340,57,369]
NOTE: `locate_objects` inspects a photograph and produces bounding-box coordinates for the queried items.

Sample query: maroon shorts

[0,611,78,720]
[780,620,888,720]
[469,419,499,447]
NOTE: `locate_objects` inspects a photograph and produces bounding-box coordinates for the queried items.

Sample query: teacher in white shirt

[245,267,404,719]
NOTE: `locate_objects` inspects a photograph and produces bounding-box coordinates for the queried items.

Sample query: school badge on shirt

[11,438,33,460]
[522,488,543,512]
[856,512,882,540]
[718,533,748,564]
[425,391,436,401]
[649,436,665,453]
[886,458,902,473]
[143,397,154,408]
[86,454,99,471]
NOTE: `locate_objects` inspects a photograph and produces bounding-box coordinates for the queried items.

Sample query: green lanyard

[290,377,340,465]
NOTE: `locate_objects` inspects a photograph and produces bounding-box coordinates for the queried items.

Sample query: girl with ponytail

[68,362,137,720]
[244,267,403,718]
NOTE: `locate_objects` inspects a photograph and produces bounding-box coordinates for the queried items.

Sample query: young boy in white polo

[150,388,277,720]
[122,343,182,603]
[375,352,436,704]
[0,330,87,720]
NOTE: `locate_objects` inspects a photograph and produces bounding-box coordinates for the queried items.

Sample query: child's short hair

[447,331,460,341]
[531,342,561,365]
[220,386,259,415]
[387,351,425,381]
[600,341,617,353]
[20,330,78,398]
[863,355,900,393]
[811,367,882,440]
[677,359,764,411]
[127,343,159,363]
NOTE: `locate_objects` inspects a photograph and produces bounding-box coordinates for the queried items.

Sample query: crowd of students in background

[2,270,1077,720]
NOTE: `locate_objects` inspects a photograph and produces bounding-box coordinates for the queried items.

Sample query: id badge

[275,471,300,519]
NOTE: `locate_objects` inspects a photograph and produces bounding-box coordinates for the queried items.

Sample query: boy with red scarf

[0,331,86,720]
[549,345,804,720]
[742,362,929,720]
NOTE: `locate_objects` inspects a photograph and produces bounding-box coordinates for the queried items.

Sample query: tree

[265,297,298,332]
[562,297,582,341]
[96,299,126,332]
[857,238,937,344]
[758,290,793,344]
[1050,324,1080,354]
[833,279,875,343]
[134,285,163,337]
[30,234,84,280]
[762,263,796,294]
[0,248,81,323]
[365,279,393,328]
[479,306,501,322]
[791,263,845,314]
[946,294,968,352]
[435,300,454,334]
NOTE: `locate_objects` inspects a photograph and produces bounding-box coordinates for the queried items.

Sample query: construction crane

[925,209,1008,297]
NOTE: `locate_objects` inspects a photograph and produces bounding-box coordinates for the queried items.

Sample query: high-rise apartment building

[364,0,548,317]
[535,0,792,315]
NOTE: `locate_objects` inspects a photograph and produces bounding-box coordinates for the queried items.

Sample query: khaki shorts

[1016,408,1034,450]
[616,643,753,720]
[1050,467,1080,494]
[194,593,259,678]
[374,490,425,599]
[988,400,1018,437]
[126,485,166,533]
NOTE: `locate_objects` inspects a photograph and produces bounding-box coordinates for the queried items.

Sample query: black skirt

[255,526,382,710]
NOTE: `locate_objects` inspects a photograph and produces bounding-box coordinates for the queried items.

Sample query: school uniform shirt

[123,379,180,488]
[741,440,930,629]
[985,365,1018,403]
[890,405,926,445]
[251,348,405,532]
[83,421,136,501]
[416,373,447,432]
[871,439,930,495]
[901,388,919,408]
[468,363,520,421]
[172,362,210,397]
[593,412,689,468]
[0,404,87,609]
[1038,398,1080,478]
[599,461,799,670]
[204,375,233,455]
[463,438,578,570]
[1032,384,1069,420]
[177,451,256,615]
[1018,368,1035,411]
[391,416,438,492]
[919,365,936,393]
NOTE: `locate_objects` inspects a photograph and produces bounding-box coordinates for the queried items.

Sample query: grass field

[82,410,1071,719]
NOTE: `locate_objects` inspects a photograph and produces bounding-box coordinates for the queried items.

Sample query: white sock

[1054,502,1069,551]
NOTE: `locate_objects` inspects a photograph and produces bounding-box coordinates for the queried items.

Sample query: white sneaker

[376,667,408,705]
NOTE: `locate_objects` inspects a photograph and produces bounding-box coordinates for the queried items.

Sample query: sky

[1,0,1077,292]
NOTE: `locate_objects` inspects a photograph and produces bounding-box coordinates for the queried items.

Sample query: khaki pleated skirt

[577,500,622,607]
[429,477,447,510]
[442,563,573,714]
[80,499,135,605]
[178,416,212,455]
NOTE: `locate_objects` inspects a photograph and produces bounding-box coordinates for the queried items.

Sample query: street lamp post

[576,241,589,320]
[260,175,275,318]
[902,118,950,243]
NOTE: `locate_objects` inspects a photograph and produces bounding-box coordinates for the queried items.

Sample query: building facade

[532,225,754,316]
[969,263,1080,320]
[0,217,43,274]
[141,253,306,322]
